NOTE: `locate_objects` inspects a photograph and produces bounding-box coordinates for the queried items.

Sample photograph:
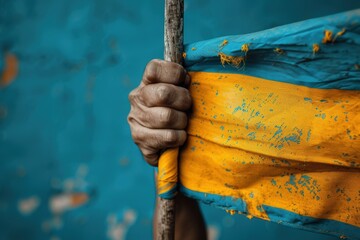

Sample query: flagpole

[156,0,184,239]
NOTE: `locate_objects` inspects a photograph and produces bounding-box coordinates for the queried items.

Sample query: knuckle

[156,85,172,105]
[159,108,173,124]
[144,59,161,81]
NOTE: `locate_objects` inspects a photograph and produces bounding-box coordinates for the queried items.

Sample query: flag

[178,9,360,239]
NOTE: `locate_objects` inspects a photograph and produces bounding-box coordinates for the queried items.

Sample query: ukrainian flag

[178,9,360,239]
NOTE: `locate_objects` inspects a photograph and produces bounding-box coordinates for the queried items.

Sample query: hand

[128,59,192,166]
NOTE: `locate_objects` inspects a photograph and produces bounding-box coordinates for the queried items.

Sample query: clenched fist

[128,59,192,166]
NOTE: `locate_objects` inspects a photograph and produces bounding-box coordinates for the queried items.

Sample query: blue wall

[0,0,359,239]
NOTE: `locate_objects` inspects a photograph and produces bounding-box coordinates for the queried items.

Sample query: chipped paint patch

[18,196,40,215]
[1,53,18,87]
[50,193,89,214]
[107,209,137,240]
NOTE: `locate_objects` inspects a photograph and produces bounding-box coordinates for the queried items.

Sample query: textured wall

[0,0,359,239]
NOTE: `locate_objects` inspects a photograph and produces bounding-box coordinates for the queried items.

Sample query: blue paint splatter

[233,106,241,114]
[346,129,353,140]
[304,97,312,103]
[284,133,301,144]
[315,113,326,119]
[255,122,265,129]
[232,102,248,114]
[306,129,311,142]
[271,124,283,140]
[286,174,298,190]
[271,179,277,186]
[247,132,256,140]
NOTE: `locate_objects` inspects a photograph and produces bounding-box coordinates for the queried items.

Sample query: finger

[140,83,192,111]
[128,122,187,166]
[128,118,187,153]
[138,146,159,166]
[142,59,190,86]
[130,106,188,129]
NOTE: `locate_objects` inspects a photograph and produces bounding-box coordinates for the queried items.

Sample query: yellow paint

[179,71,360,226]
[332,28,346,43]
[219,40,229,50]
[273,48,284,55]
[1,53,18,87]
[241,43,249,55]
[71,193,89,206]
[50,192,89,213]
[312,43,320,55]
[218,52,245,69]
[322,30,333,44]
[157,148,179,197]
[226,209,237,215]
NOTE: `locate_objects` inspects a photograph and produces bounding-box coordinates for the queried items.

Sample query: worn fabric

[174,9,359,239]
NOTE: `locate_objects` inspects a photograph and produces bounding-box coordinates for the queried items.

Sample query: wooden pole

[164,0,184,64]
[157,197,176,240]
[156,0,184,240]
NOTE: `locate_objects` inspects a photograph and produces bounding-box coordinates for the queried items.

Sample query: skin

[128,59,207,240]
